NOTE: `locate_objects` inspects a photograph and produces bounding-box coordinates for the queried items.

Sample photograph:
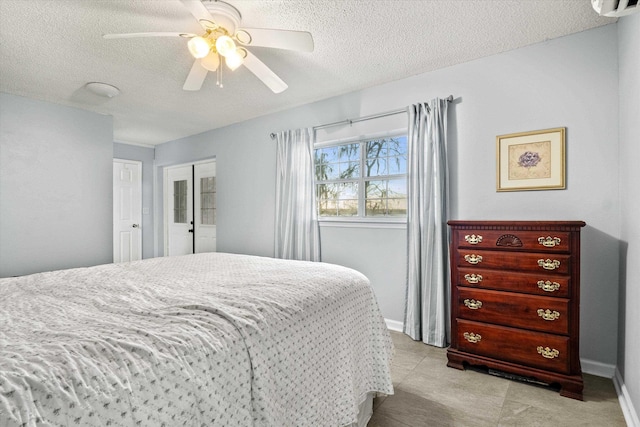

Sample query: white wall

[155,24,621,367]
[0,93,113,277]
[617,12,640,423]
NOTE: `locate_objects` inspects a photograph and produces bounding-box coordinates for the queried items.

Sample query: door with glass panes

[165,161,217,256]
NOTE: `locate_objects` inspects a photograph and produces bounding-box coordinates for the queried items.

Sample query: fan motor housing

[203,1,242,33]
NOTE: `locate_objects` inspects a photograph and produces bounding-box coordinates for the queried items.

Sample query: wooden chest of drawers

[446,220,586,400]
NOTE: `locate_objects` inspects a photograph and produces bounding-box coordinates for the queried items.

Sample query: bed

[0,253,394,427]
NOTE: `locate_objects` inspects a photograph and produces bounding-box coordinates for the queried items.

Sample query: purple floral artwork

[518,151,541,168]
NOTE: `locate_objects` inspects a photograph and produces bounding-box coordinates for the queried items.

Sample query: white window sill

[318,218,407,229]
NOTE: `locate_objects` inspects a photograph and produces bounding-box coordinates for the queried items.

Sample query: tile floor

[368,331,627,426]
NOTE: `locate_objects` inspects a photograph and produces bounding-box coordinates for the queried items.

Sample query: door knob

[132,224,140,228]
[188,229,194,233]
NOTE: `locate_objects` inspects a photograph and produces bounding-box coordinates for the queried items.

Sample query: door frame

[113,159,143,262]
[163,158,216,256]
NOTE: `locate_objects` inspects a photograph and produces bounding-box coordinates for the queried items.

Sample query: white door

[113,160,142,262]
[194,162,217,253]
[165,160,217,256]
[166,165,194,256]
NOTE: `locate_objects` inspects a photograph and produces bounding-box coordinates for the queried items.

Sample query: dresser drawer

[458,288,569,334]
[456,319,570,374]
[457,250,571,274]
[457,267,570,297]
[456,230,571,253]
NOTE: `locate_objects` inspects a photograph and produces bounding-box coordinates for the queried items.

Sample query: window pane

[366,140,386,158]
[388,178,407,198]
[388,154,407,175]
[387,198,407,216]
[338,161,359,179]
[337,199,358,216]
[337,143,360,161]
[338,182,358,199]
[173,180,187,224]
[365,180,385,198]
[365,199,387,216]
[366,158,387,176]
[200,176,216,225]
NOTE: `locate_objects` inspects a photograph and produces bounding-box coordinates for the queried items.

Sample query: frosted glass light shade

[201,52,220,71]
[225,50,243,70]
[188,36,211,58]
[215,35,236,57]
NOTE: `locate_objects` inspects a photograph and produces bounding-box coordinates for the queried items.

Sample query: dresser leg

[559,382,584,401]
[446,352,466,370]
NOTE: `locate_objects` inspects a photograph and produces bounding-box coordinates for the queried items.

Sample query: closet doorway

[164,160,217,256]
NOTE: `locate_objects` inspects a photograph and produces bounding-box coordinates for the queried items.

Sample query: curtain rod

[269,95,453,139]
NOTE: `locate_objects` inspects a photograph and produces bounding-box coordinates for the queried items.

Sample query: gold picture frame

[496,127,566,192]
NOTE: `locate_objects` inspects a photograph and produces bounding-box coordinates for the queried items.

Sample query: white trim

[114,140,156,149]
[385,318,404,332]
[580,358,616,378]
[614,368,640,427]
[319,219,406,229]
[314,128,407,148]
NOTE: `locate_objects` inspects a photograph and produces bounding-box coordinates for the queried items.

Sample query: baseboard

[385,318,403,332]
[581,358,616,378]
[613,368,640,427]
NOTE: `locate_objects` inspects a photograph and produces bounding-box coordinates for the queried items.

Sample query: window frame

[314,130,408,226]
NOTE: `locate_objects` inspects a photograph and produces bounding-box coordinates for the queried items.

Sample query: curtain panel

[403,99,450,347]
[274,128,321,262]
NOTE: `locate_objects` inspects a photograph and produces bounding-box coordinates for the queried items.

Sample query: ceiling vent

[592,0,639,17]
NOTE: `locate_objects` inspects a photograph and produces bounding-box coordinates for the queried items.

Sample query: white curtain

[274,128,321,262]
[403,98,450,347]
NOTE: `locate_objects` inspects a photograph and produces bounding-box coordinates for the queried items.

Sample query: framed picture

[496,127,566,192]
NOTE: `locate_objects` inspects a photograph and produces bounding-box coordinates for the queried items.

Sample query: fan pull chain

[217,57,223,88]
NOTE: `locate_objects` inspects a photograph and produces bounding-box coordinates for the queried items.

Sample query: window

[314,135,407,219]
[200,176,216,225]
[173,180,188,223]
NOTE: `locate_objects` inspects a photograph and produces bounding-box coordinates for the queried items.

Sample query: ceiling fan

[103,0,314,93]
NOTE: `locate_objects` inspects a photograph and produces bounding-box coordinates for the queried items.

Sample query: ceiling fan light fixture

[188,36,211,58]
[215,35,236,57]
[225,49,244,70]
[85,82,120,98]
[201,52,220,71]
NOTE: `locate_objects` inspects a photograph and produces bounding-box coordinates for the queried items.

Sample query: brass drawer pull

[464,299,483,310]
[464,273,483,284]
[465,234,483,245]
[538,236,561,248]
[463,332,481,343]
[538,259,560,270]
[537,280,560,292]
[464,254,483,265]
[537,346,560,359]
[537,309,560,321]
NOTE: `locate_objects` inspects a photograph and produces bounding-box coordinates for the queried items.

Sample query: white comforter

[0,253,394,427]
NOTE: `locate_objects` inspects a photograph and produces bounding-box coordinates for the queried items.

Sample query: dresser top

[447,220,586,230]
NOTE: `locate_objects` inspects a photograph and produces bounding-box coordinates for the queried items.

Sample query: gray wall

[155,24,622,369]
[113,142,155,259]
[0,93,113,277]
[617,12,640,421]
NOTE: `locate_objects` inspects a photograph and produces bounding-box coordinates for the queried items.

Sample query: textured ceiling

[0,1,615,145]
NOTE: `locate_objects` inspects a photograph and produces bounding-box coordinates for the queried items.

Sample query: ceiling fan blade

[242,51,288,94]
[235,28,314,52]
[179,0,217,29]
[183,59,208,91]
[103,32,195,39]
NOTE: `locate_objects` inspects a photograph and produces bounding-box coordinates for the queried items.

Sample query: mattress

[0,253,394,426]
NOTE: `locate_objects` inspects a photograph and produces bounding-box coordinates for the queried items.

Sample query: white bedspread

[0,253,394,427]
